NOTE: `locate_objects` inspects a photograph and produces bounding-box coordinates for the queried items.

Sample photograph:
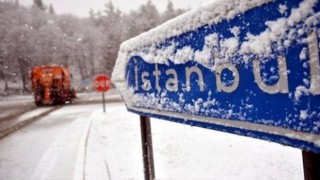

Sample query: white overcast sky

[20,0,212,17]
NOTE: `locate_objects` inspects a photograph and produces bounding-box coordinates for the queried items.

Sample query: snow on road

[0,102,303,180]
[0,104,95,180]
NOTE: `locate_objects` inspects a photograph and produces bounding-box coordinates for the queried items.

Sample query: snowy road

[0,103,143,180]
[0,104,96,180]
[0,102,304,180]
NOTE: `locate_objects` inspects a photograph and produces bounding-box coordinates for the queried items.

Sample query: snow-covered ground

[0,94,34,106]
[0,102,304,180]
[76,89,122,103]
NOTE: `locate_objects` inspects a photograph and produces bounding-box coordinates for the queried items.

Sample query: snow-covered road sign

[94,74,111,93]
[112,0,320,152]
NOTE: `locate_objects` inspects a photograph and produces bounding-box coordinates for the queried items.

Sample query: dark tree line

[0,0,185,94]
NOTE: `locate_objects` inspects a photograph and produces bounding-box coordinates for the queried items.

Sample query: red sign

[94,74,111,92]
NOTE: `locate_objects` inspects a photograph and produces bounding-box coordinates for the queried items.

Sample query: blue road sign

[112,0,320,152]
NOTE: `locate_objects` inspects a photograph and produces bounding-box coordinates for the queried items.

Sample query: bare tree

[0,0,186,93]
[33,0,45,10]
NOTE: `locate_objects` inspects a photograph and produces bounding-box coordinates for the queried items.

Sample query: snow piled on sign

[126,0,318,67]
[113,0,272,85]
[119,0,271,53]
[112,0,320,150]
[113,0,319,104]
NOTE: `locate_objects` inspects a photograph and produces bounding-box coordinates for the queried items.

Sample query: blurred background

[0,0,212,95]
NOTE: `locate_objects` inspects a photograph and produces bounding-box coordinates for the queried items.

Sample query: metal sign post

[102,92,106,113]
[140,116,155,180]
[302,150,320,180]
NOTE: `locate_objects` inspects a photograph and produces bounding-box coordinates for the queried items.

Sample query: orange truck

[31,64,76,106]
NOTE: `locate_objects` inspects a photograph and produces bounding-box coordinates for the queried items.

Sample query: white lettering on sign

[165,69,178,92]
[186,66,204,92]
[95,80,110,88]
[132,33,320,95]
[253,56,289,94]
[153,64,161,91]
[142,71,151,91]
[308,31,320,95]
[215,62,239,93]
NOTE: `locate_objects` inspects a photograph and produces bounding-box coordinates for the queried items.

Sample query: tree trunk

[21,73,28,92]
[0,69,8,91]
[89,44,95,76]
[77,60,86,81]
[17,56,29,92]
[4,79,8,91]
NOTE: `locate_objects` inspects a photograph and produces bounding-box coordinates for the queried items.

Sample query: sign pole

[102,92,106,113]
[140,116,155,180]
[302,150,320,180]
